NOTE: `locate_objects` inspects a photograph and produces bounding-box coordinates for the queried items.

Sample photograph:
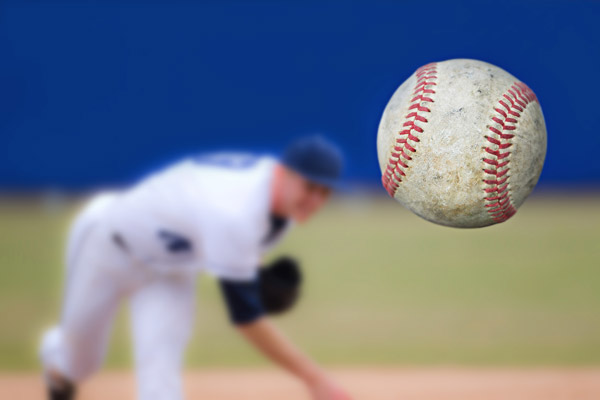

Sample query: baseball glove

[259,256,302,314]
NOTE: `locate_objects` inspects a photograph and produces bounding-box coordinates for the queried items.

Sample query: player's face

[286,172,331,223]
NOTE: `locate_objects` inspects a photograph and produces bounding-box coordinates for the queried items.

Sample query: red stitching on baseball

[483,81,537,223]
[382,63,438,196]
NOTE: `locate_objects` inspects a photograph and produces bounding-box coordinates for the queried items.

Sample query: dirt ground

[2,368,600,400]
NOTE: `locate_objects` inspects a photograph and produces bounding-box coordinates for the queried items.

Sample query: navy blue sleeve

[219,278,265,325]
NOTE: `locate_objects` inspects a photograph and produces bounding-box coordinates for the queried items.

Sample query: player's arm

[219,279,352,400]
[237,317,322,384]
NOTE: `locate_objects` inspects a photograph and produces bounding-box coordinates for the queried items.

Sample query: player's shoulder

[137,152,276,190]
[189,151,276,176]
[197,153,274,234]
[182,152,277,200]
[192,151,265,167]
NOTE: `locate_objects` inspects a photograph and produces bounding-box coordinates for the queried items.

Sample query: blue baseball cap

[281,135,344,189]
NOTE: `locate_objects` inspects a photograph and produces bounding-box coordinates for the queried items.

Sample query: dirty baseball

[377,59,547,228]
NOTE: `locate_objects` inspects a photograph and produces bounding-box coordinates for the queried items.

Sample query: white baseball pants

[40,194,198,400]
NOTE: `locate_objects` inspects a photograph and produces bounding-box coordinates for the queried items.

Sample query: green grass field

[1,193,599,370]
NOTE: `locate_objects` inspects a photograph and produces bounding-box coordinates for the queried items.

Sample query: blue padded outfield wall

[1,1,599,189]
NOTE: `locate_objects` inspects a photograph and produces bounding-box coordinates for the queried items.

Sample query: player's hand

[307,375,353,400]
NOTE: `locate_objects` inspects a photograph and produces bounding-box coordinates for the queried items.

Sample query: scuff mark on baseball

[377,59,547,228]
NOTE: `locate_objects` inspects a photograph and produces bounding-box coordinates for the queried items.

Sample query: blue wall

[1,1,599,189]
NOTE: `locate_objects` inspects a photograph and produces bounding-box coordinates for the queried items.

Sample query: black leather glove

[259,256,302,314]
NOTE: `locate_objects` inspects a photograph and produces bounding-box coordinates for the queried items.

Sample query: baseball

[377,59,547,228]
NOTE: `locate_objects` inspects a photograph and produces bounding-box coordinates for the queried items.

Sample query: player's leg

[130,273,197,400]
[40,194,132,397]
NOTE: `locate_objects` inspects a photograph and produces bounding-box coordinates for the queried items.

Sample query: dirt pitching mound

[2,368,600,400]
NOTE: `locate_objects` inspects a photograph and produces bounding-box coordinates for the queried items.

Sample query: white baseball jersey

[106,153,291,280]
